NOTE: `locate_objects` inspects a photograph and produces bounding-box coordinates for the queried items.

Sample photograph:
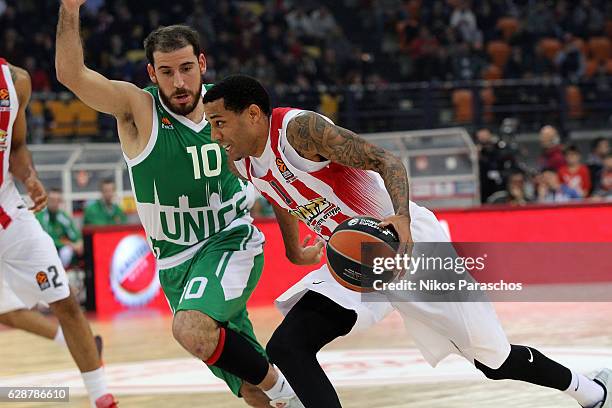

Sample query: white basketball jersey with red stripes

[0,58,25,230]
[235,108,395,240]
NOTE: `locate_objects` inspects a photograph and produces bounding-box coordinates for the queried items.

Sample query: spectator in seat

[592,153,612,199]
[537,168,581,203]
[554,34,586,81]
[487,169,534,205]
[538,125,566,171]
[586,137,610,190]
[558,145,591,197]
[36,188,83,268]
[83,179,127,226]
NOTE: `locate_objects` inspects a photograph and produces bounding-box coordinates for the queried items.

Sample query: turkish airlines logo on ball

[110,235,160,307]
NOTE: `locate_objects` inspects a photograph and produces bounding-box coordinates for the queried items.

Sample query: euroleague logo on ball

[110,235,160,307]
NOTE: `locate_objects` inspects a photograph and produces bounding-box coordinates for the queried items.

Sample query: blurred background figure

[475,127,518,203]
[537,168,581,203]
[36,188,83,268]
[83,179,127,226]
[587,137,610,190]
[538,126,566,172]
[487,169,534,205]
[558,145,591,198]
[592,153,612,199]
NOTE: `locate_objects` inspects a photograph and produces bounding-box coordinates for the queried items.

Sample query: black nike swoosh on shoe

[313,281,325,285]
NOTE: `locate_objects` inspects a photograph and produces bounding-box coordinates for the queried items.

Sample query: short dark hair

[49,187,62,194]
[591,137,608,151]
[203,75,271,117]
[100,178,115,187]
[564,145,580,155]
[144,25,201,66]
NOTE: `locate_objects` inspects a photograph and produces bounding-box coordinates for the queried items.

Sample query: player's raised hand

[61,0,86,11]
[25,176,48,213]
[290,235,325,265]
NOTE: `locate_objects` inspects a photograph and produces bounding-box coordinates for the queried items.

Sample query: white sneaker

[590,368,611,408]
[269,395,305,408]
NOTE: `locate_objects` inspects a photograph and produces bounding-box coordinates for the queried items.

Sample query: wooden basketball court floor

[1,301,610,408]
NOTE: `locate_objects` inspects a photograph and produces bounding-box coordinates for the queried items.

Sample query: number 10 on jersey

[186,144,222,179]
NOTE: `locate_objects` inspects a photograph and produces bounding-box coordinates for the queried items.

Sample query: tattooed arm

[285,111,412,242]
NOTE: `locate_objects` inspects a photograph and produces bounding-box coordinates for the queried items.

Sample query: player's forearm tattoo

[286,112,410,218]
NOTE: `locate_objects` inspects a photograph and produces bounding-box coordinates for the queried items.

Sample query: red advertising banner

[87,203,612,316]
[436,202,612,242]
[92,228,168,316]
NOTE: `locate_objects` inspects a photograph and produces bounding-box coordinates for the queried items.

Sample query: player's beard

[159,82,202,116]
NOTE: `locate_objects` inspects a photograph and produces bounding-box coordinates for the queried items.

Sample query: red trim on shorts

[204,327,226,365]
[0,205,12,229]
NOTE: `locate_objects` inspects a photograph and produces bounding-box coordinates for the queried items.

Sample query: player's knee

[172,310,220,359]
[266,331,295,367]
[240,382,270,408]
[475,359,508,380]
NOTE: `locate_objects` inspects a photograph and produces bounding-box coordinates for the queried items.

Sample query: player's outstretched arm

[55,0,146,118]
[8,65,47,212]
[271,202,324,265]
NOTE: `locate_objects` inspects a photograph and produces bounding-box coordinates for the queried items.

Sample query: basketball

[326,216,400,292]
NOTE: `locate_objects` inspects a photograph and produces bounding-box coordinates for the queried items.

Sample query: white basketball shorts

[0,209,70,314]
[276,201,511,369]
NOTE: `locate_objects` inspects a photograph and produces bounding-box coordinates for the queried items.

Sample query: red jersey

[235,108,395,240]
[558,164,591,197]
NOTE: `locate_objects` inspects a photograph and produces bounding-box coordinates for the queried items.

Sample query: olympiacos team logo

[110,235,160,307]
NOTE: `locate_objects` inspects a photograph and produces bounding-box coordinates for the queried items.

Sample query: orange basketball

[326,217,399,292]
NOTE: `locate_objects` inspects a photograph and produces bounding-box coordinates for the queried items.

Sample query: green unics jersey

[124,85,255,269]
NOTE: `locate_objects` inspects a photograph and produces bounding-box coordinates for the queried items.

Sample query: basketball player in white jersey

[0,59,117,408]
[202,75,611,408]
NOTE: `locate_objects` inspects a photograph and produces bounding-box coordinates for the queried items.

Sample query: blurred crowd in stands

[2,0,611,92]
[476,126,611,204]
[1,0,611,210]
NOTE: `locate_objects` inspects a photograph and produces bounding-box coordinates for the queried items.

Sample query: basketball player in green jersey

[55,1,303,407]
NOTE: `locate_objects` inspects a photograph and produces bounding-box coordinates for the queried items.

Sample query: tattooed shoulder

[285,111,330,160]
[286,110,387,170]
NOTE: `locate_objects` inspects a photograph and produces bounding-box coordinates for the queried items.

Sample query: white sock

[53,326,66,347]
[81,367,108,406]
[263,369,295,401]
[564,371,605,408]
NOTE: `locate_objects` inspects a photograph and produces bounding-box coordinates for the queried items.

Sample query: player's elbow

[55,65,72,87]
[55,60,81,88]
